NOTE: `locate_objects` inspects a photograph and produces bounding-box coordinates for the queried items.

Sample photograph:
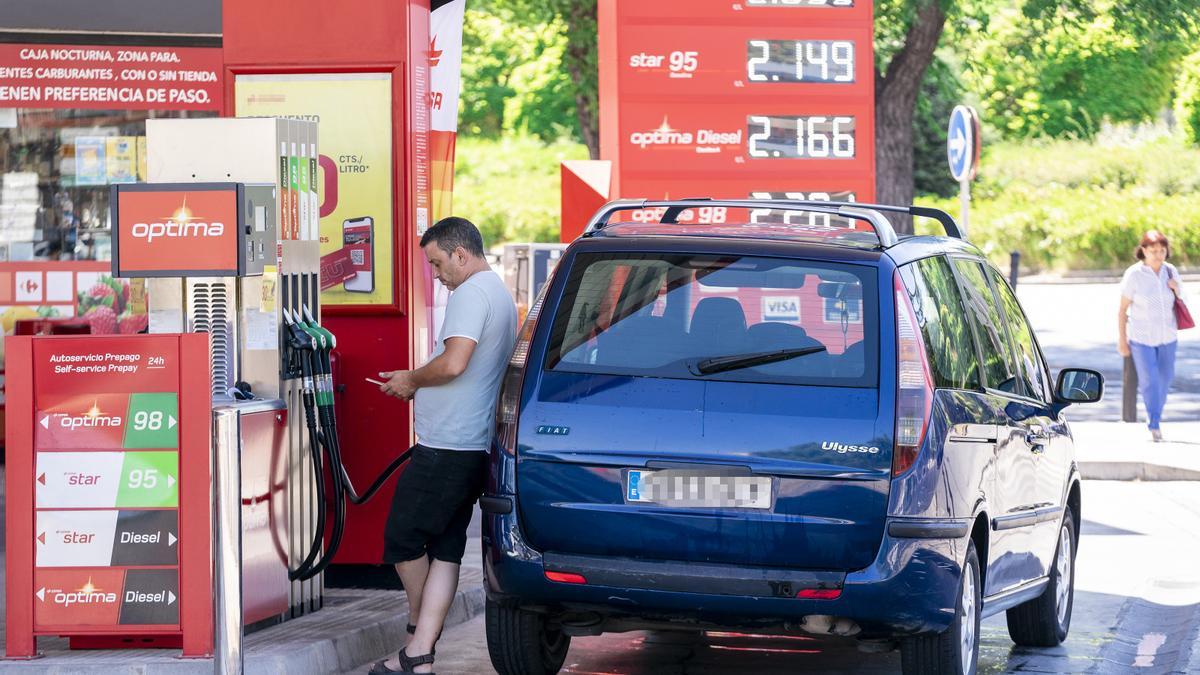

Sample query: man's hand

[379,370,417,400]
[1118,339,1131,358]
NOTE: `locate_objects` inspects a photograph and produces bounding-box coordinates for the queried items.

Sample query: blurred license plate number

[627,470,771,509]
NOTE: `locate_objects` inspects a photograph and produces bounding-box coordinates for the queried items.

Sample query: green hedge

[917,137,1200,271]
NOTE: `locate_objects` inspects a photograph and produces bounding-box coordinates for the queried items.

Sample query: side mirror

[1055,368,1104,404]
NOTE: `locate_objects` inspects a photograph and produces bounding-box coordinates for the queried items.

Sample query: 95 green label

[116,451,178,508]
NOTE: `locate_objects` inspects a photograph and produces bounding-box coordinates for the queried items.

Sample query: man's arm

[380,337,477,399]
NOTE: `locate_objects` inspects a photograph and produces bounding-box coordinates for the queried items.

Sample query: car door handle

[1025,428,1049,453]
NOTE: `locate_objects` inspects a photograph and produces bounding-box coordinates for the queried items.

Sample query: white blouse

[1121,262,1183,347]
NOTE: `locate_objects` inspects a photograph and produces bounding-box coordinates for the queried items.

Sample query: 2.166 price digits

[748,115,855,159]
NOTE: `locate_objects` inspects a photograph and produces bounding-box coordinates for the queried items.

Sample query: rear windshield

[544,252,878,387]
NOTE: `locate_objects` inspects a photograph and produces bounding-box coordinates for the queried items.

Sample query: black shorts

[383,444,488,565]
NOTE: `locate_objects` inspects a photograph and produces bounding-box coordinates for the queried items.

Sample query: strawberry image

[84,305,118,334]
[118,312,149,334]
[87,283,117,308]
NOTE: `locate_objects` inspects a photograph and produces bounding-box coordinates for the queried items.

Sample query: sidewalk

[0,539,486,675]
[1073,420,1200,481]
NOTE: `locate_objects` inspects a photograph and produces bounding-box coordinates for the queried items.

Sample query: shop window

[0,109,215,261]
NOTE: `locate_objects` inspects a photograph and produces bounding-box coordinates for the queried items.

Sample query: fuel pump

[282,306,415,581]
[125,117,418,622]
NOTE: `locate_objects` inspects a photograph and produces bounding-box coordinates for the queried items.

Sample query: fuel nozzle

[282,307,318,387]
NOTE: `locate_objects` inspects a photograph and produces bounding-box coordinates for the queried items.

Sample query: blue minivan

[480,200,1103,675]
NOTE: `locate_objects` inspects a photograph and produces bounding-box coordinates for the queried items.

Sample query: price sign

[600,0,876,209]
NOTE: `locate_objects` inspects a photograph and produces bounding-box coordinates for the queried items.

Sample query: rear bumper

[483,506,967,636]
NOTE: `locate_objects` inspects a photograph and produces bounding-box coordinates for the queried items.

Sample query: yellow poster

[234,73,394,307]
[105,136,138,183]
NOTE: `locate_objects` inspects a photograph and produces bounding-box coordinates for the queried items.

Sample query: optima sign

[111,183,243,277]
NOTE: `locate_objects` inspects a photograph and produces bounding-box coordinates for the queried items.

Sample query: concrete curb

[1080,462,1200,482]
[251,584,488,675]
[0,584,488,675]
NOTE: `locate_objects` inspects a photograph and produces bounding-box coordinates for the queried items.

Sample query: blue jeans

[1128,341,1177,430]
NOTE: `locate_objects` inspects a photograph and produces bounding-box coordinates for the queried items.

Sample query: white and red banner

[0,44,222,111]
[426,0,467,350]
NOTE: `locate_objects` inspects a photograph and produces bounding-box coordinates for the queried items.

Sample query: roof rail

[582,199,961,247]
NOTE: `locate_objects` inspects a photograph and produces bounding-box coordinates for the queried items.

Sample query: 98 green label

[123,393,179,449]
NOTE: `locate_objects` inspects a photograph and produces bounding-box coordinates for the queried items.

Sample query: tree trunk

[875,0,947,234]
[561,1,600,159]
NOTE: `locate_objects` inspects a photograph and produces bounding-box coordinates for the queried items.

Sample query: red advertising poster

[114,186,240,275]
[0,44,222,111]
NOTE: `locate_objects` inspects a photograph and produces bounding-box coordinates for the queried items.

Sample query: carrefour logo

[130,196,225,243]
[629,117,742,152]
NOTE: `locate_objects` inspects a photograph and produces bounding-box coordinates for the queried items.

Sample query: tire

[1006,506,1076,647]
[901,540,981,675]
[485,599,571,675]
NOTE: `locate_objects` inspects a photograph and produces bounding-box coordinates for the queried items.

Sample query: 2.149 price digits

[748,40,854,83]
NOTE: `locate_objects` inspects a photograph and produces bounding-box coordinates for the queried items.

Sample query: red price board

[5,334,212,657]
[600,0,875,206]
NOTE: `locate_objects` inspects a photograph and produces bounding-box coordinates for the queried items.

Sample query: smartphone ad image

[342,216,374,293]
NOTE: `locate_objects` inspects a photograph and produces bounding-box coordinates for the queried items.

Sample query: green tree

[961,6,1184,139]
[1177,50,1200,147]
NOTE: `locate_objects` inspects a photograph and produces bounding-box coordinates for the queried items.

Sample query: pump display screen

[601,0,876,208]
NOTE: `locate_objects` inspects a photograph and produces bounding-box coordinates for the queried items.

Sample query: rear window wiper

[689,345,828,376]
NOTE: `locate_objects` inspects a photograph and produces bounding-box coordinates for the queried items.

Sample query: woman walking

[1117,230,1186,441]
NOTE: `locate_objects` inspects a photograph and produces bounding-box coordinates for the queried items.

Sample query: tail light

[893,273,934,477]
[544,570,588,585]
[796,588,842,600]
[495,282,551,455]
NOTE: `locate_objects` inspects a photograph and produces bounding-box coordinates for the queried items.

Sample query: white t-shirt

[1121,262,1183,347]
[415,270,517,451]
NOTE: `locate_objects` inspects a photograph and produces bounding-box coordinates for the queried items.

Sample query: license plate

[626,470,772,509]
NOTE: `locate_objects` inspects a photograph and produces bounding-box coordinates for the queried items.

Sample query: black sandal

[406,623,440,653]
[367,647,435,675]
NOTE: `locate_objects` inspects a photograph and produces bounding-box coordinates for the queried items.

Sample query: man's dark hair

[420,216,485,258]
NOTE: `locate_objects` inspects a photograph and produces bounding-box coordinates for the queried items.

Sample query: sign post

[947,105,981,236]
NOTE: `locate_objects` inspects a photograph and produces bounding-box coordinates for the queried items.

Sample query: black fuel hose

[287,387,327,581]
[286,314,420,581]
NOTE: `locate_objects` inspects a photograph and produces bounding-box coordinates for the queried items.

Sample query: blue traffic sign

[947,105,978,182]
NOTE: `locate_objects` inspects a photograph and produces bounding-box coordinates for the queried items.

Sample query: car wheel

[485,599,571,675]
[901,540,981,675]
[1006,505,1076,646]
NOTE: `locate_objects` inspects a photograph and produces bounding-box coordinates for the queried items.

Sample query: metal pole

[1122,356,1139,423]
[959,177,970,238]
[214,408,243,674]
[1009,252,1020,290]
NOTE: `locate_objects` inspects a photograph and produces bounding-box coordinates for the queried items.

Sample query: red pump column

[223,0,433,566]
